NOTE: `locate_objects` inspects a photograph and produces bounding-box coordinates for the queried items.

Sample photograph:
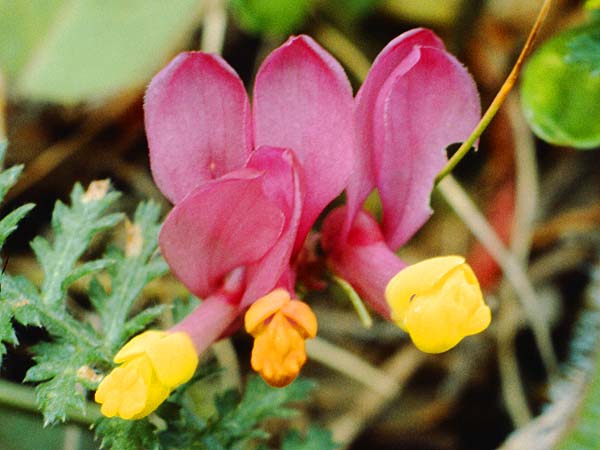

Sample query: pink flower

[321,29,490,352]
[144,35,353,357]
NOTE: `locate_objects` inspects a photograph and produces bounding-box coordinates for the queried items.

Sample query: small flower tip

[95,330,198,420]
[385,256,491,353]
[245,290,317,387]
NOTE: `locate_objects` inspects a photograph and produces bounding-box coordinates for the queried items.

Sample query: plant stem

[434,0,553,184]
[333,275,373,328]
[0,378,102,426]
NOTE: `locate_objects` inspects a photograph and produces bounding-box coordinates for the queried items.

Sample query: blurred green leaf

[521,22,600,149]
[0,0,202,104]
[324,0,380,25]
[282,426,339,450]
[231,0,311,36]
[586,0,600,10]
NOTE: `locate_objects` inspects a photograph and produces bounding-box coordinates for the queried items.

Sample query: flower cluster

[95,28,491,419]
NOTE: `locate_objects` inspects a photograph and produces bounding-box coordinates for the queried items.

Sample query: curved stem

[0,378,101,426]
[435,0,553,184]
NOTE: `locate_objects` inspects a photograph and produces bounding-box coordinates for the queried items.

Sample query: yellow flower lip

[95,330,199,420]
[385,256,491,354]
[245,289,317,387]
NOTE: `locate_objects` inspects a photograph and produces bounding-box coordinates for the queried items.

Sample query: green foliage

[521,21,600,149]
[96,417,160,450]
[231,0,312,36]
[0,179,168,425]
[0,145,321,446]
[0,0,202,104]
[0,141,35,363]
[556,264,600,449]
[151,376,316,450]
[323,0,380,26]
[89,201,169,353]
[282,426,339,450]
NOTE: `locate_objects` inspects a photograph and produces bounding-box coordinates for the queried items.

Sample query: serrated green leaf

[282,426,339,450]
[0,0,203,104]
[61,258,115,289]
[0,301,18,361]
[234,376,315,423]
[123,304,169,337]
[25,341,92,425]
[95,417,160,450]
[0,203,34,248]
[0,274,41,327]
[97,201,166,352]
[36,183,122,308]
[521,23,600,149]
[209,376,316,446]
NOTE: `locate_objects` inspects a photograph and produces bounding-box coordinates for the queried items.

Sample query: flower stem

[0,378,102,426]
[333,275,373,328]
[434,0,554,185]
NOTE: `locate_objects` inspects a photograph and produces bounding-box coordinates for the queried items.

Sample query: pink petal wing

[240,146,304,307]
[375,46,480,250]
[145,52,252,204]
[253,35,353,253]
[159,171,284,297]
[346,28,445,234]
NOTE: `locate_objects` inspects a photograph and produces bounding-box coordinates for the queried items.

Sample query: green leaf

[61,258,114,289]
[282,426,339,450]
[36,183,121,308]
[0,164,24,201]
[0,0,204,104]
[556,265,600,449]
[0,155,35,365]
[210,376,316,447]
[95,417,160,450]
[0,204,35,249]
[154,376,317,449]
[92,201,166,352]
[323,0,380,25]
[521,22,600,149]
[24,341,94,425]
[230,0,311,36]
[0,300,18,361]
[123,304,169,337]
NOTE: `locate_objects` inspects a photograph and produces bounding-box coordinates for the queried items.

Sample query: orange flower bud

[245,289,317,387]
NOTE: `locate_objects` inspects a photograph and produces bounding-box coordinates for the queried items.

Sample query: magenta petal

[159,172,284,297]
[375,46,481,250]
[253,35,354,252]
[240,147,304,307]
[346,29,445,233]
[145,52,252,204]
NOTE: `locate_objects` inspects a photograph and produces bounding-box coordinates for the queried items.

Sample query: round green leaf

[521,23,600,149]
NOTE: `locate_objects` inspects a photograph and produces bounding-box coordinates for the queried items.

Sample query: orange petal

[281,300,318,338]
[245,289,290,335]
